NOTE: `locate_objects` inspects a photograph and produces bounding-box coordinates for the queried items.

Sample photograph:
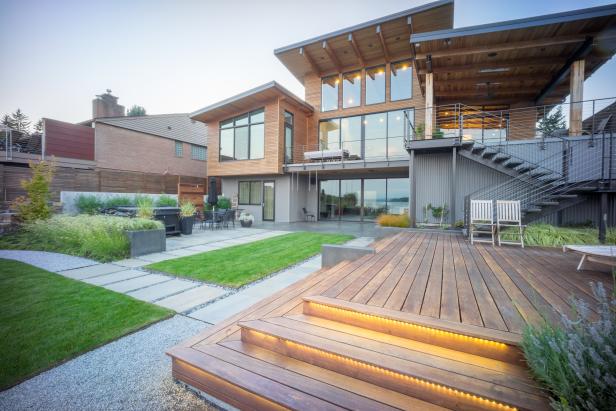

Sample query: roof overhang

[274,0,454,84]
[190,81,313,123]
[411,3,616,105]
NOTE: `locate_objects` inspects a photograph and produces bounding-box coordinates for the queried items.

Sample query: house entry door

[262,181,275,221]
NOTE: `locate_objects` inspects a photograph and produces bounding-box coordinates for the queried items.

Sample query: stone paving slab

[127,279,199,303]
[0,250,98,272]
[113,258,150,268]
[105,274,172,293]
[164,249,202,257]
[156,285,228,313]
[184,245,221,253]
[135,252,179,263]
[84,269,149,286]
[58,263,126,280]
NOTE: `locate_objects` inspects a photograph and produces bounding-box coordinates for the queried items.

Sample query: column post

[569,59,585,136]
[408,150,416,227]
[425,73,434,140]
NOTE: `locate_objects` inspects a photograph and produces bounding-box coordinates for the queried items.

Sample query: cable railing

[463,132,615,226]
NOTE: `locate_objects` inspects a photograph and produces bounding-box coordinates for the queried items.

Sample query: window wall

[390,60,413,101]
[321,75,339,112]
[318,177,409,221]
[342,71,361,108]
[365,66,386,105]
[284,111,294,163]
[219,109,265,161]
[317,108,413,161]
[238,181,262,205]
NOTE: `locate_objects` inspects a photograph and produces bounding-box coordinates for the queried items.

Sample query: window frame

[238,180,263,205]
[321,74,340,112]
[191,144,207,161]
[284,110,294,163]
[342,70,361,109]
[218,108,265,162]
[390,60,413,102]
[175,141,183,157]
[365,65,386,106]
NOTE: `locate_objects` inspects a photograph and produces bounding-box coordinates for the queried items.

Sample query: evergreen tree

[127,105,146,116]
[10,109,31,133]
[33,119,43,134]
[537,106,566,137]
[2,114,16,129]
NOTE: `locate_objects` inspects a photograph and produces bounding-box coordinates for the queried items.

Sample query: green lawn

[147,232,354,288]
[0,259,172,390]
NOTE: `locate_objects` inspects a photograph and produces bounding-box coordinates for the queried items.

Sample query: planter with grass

[125,228,166,257]
[179,201,196,235]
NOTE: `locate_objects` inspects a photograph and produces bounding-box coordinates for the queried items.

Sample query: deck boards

[173,231,612,410]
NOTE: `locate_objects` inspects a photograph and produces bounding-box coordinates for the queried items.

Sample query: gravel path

[0,250,97,272]
[0,316,220,411]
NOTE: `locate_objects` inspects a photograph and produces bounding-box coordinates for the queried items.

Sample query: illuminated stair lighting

[307,302,510,349]
[248,329,518,411]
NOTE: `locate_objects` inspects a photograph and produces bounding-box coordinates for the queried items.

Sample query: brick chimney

[92,89,125,119]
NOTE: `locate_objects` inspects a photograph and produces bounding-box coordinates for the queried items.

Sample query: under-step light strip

[249,330,517,411]
[308,302,510,349]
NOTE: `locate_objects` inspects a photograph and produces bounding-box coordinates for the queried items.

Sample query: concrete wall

[95,123,206,178]
[61,191,178,214]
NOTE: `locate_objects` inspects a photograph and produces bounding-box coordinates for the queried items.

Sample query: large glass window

[340,179,361,220]
[387,110,407,158]
[238,181,262,205]
[342,71,361,108]
[321,75,339,112]
[340,116,362,159]
[364,112,387,159]
[365,66,386,105]
[391,60,413,101]
[363,179,387,220]
[319,180,340,220]
[319,119,340,150]
[386,178,409,215]
[284,111,293,163]
[219,108,264,161]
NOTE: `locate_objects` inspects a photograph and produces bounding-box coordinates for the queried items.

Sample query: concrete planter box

[125,229,166,258]
[321,244,375,268]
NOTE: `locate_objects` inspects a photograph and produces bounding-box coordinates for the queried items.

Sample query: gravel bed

[0,250,98,272]
[0,315,220,411]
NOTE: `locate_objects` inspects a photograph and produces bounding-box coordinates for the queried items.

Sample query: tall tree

[127,105,146,116]
[10,109,31,133]
[2,114,15,129]
[537,106,566,137]
[33,119,44,134]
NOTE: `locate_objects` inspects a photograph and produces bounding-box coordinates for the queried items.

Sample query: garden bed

[501,224,616,247]
[0,259,172,390]
[146,232,353,288]
[0,215,163,262]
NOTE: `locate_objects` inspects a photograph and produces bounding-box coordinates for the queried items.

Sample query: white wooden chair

[496,200,525,248]
[470,200,495,245]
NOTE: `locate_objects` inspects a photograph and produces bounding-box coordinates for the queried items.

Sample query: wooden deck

[168,232,612,411]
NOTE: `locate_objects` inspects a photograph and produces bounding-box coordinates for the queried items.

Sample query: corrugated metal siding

[415,153,451,222]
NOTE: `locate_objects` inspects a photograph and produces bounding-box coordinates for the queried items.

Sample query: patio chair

[223,209,235,229]
[302,207,316,221]
[202,210,214,230]
[496,200,525,248]
[470,200,495,246]
[212,210,225,230]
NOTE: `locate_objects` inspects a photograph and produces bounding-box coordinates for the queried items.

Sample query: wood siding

[44,118,95,160]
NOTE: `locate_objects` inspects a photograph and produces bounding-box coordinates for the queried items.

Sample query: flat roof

[190,81,313,123]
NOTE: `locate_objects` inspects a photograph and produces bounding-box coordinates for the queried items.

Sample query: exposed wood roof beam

[322,40,342,72]
[376,25,390,62]
[415,33,599,60]
[418,57,566,75]
[299,47,320,76]
[347,33,365,67]
[434,74,552,87]
[408,15,425,97]
[437,85,569,97]
[535,36,594,104]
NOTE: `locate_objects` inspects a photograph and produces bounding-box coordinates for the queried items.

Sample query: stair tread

[170,345,346,411]
[305,295,522,345]
[240,318,549,410]
[219,340,446,411]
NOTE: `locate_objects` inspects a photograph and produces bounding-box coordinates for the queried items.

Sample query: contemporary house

[192,0,615,229]
[0,91,209,203]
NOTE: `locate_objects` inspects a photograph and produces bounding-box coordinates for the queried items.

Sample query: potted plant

[239,211,254,228]
[179,201,196,235]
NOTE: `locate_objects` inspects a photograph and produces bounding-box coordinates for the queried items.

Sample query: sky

[1,0,615,124]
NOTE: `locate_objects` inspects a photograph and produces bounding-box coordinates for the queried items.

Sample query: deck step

[303,295,523,363]
[492,153,511,163]
[239,317,549,411]
[534,201,560,207]
[482,149,498,159]
[549,194,578,199]
[471,145,487,154]
[505,160,523,168]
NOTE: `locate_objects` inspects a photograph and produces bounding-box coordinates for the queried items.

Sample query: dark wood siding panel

[44,119,95,161]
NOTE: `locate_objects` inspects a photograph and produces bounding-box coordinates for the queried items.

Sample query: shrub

[522,282,616,410]
[377,214,410,228]
[453,220,464,228]
[501,224,616,247]
[156,195,177,207]
[75,194,104,215]
[104,196,133,208]
[179,201,196,218]
[0,215,162,261]
[217,196,231,209]
[13,160,55,221]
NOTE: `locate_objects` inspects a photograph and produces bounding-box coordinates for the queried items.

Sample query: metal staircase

[462,132,614,225]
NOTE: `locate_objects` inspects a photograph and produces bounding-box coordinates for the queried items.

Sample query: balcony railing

[1,127,42,160]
